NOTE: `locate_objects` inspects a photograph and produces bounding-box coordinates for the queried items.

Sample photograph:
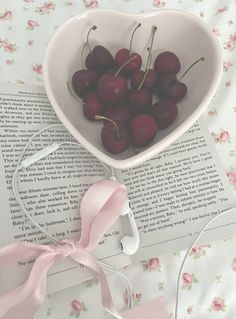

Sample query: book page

[118,120,236,262]
[0,83,130,295]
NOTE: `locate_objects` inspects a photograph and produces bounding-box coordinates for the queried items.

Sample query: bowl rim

[43,8,222,170]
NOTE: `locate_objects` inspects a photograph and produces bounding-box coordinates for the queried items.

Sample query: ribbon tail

[79,180,126,248]
[86,184,127,251]
[1,296,38,319]
[0,252,57,319]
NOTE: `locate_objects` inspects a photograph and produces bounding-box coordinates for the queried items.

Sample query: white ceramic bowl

[44,9,222,169]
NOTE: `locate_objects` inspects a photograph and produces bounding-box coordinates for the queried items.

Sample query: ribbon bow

[0,180,127,319]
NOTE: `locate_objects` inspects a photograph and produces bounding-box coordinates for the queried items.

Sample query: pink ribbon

[0,180,127,319]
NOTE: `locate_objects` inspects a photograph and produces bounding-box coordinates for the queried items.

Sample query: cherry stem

[179,57,205,81]
[67,81,81,102]
[80,43,87,68]
[95,115,120,137]
[115,56,135,76]
[138,26,157,90]
[129,23,141,56]
[86,25,97,53]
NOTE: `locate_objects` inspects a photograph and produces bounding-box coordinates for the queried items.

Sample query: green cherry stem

[179,57,205,81]
[95,115,120,137]
[80,43,88,69]
[67,81,81,102]
[115,56,135,76]
[138,26,157,90]
[86,25,97,53]
[129,23,141,56]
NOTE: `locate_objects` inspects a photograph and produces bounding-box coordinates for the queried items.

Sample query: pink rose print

[123,289,142,306]
[27,20,39,30]
[190,244,210,258]
[227,169,236,188]
[83,0,98,9]
[69,300,87,317]
[199,11,205,18]
[141,257,161,272]
[208,297,226,312]
[231,258,236,271]
[225,80,231,87]
[153,0,166,8]
[27,40,34,46]
[183,273,192,285]
[0,38,17,53]
[187,306,193,314]
[211,129,231,144]
[208,109,217,116]
[6,59,14,65]
[35,1,55,14]
[182,273,198,289]
[224,33,236,51]
[233,107,236,113]
[223,61,233,72]
[32,63,42,74]
[212,29,220,37]
[215,6,228,16]
[0,10,12,21]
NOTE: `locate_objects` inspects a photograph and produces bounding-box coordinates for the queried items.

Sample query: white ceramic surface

[43,9,222,169]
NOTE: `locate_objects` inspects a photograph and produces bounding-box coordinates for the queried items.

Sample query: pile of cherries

[69,24,204,154]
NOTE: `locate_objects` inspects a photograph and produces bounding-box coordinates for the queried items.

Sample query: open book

[0,83,236,295]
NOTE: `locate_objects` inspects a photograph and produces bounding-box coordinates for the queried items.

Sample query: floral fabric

[0,0,236,318]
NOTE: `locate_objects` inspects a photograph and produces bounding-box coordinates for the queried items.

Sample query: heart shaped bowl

[44,9,222,169]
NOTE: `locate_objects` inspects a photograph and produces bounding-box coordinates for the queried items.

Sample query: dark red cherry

[83,92,103,120]
[131,69,157,91]
[114,23,142,75]
[128,89,152,114]
[156,73,177,98]
[154,51,181,75]
[97,56,134,104]
[72,69,98,97]
[115,49,142,75]
[86,45,114,74]
[100,120,130,154]
[98,74,128,104]
[105,105,132,124]
[165,81,187,103]
[152,100,178,128]
[156,57,205,102]
[130,114,158,147]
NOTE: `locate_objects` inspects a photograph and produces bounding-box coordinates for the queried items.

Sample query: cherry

[131,69,157,91]
[86,46,114,74]
[156,73,177,98]
[97,57,133,104]
[128,26,157,113]
[154,51,181,75]
[105,104,132,124]
[156,57,205,102]
[85,26,114,73]
[128,89,152,114]
[71,69,98,97]
[96,115,130,154]
[115,23,142,75]
[83,92,103,120]
[152,100,178,129]
[164,81,187,103]
[131,26,157,91]
[130,114,158,147]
